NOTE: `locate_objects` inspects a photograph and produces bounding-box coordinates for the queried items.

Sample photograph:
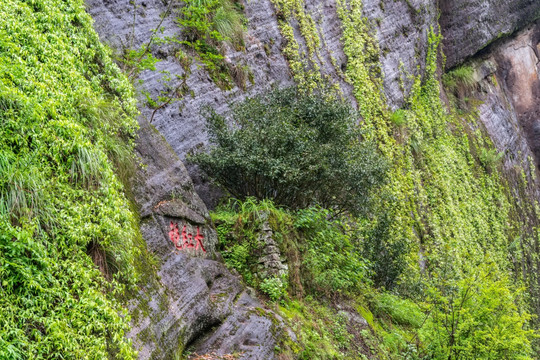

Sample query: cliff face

[121,86,287,360]
[473,21,540,175]
[85,0,540,358]
[440,0,540,68]
[88,0,439,205]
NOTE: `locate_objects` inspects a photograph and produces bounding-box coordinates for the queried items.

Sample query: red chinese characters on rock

[169,222,206,253]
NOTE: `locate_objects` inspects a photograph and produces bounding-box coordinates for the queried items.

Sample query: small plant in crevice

[442,65,476,93]
[144,70,192,123]
[177,0,247,90]
[390,108,409,142]
[390,109,407,127]
[442,65,477,111]
[478,146,504,173]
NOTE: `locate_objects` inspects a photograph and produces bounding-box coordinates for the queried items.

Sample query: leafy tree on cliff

[190,87,387,216]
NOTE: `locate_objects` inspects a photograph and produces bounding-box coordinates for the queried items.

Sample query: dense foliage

[0,0,139,357]
[191,87,387,215]
[420,263,534,359]
[213,195,535,359]
[212,199,370,300]
[2,0,538,357]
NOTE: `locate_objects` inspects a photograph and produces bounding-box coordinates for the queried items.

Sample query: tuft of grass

[70,145,104,189]
[443,65,476,93]
[390,109,407,127]
[372,292,424,329]
[214,0,245,48]
[0,153,46,223]
[78,96,138,187]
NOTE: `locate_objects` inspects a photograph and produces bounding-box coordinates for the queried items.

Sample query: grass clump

[442,65,476,93]
[390,109,407,127]
[442,65,478,111]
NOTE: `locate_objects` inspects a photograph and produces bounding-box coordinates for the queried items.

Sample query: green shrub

[361,212,408,290]
[260,275,288,302]
[223,243,254,285]
[177,0,246,89]
[190,87,388,216]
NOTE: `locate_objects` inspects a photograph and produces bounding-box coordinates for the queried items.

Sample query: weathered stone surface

[255,214,288,279]
[189,293,285,360]
[440,0,540,68]
[124,120,285,358]
[87,0,294,207]
[153,199,206,225]
[365,0,438,108]
[87,0,438,206]
[464,21,540,193]
[132,120,209,221]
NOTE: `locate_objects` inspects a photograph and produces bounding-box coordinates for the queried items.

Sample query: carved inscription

[169,222,206,253]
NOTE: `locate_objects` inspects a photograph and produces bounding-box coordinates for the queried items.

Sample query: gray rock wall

[470,20,540,191]
[127,120,285,359]
[440,0,540,68]
[440,19,540,188]
[88,0,437,152]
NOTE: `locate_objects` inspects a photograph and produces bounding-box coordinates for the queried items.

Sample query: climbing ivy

[271,0,325,92]
[336,2,536,356]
